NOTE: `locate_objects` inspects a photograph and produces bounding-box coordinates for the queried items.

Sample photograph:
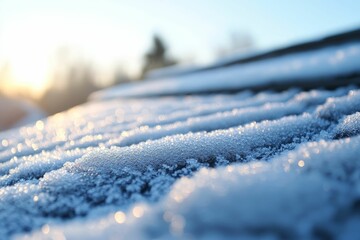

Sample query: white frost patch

[316,89,360,121]
[334,112,360,138]
[20,135,360,239]
[70,113,327,173]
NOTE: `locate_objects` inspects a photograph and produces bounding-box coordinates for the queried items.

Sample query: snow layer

[334,112,360,138]
[0,85,358,239]
[92,43,360,99]
[20,124,360,240]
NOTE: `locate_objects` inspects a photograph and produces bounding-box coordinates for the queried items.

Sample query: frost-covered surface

[0,83,357,239]
[92,42,360,99]
[334,112,360,138]
[25,136,360,240]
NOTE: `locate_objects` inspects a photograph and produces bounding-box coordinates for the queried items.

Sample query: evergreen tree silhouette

[141,35,176,79]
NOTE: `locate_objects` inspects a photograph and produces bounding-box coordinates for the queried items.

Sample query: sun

[7,55,50,97]
[0,21,53,98]
[0,13,141,98]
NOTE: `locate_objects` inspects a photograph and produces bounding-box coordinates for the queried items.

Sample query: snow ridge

[0,85,358,238]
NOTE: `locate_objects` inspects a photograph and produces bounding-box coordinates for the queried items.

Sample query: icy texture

[0,85,358,239]
[334,112,360,138]
[72,113,328,173]
[316,89,360,121]
[20,132,360,240]
[92,43,360,99]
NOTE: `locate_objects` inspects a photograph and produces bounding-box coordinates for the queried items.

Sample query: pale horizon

[0,0,359,97]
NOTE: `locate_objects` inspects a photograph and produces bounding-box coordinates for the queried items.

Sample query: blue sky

[0,0,359,92]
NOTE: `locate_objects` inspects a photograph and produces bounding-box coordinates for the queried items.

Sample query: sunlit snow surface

[93,42,360,99]
[1,42,360,240]
[0,84,356,239]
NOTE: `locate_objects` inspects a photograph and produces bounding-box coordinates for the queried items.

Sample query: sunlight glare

[0,19,53,98]
[0,14,142,98]
[9,55,50,96]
